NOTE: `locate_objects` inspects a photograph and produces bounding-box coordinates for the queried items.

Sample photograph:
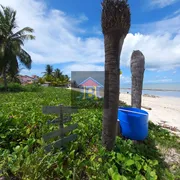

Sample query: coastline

[120,89,180,98]
[121,88,180,92]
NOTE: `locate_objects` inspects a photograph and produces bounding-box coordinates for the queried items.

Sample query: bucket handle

[119,109,147,116]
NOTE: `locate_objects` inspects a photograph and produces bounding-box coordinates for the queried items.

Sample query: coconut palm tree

[54,68,62,79]
[131,50,145,109]
[0,5,35,89]
[101,0,131,150]
[43,64,53,77]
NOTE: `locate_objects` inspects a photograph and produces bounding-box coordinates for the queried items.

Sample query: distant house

[18,75,39,84]
[78,77,104,97]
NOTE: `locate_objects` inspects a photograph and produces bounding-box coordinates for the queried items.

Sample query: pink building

[18,75,39,84]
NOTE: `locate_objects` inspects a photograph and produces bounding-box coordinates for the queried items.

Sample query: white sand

[120,93,180,134]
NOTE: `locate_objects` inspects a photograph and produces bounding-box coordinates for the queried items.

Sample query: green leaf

[98,158,102,162]
[69,150,75,159]
[90,155,96,161]
[125,159,134,166]
[117,153,124,161]
[143,163,148,171]
[152,160,158,166]
[120,175,128,180]
[112,173,121,180]
[150,171,157,179]
[135,161,142,171]
[108,168,114,176]
[26,128,31,135]
[135,174,145,180]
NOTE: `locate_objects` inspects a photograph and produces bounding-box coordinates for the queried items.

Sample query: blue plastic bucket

[118,107,149,140]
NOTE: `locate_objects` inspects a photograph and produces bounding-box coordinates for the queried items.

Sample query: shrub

[0,83,42,92]
[0,83,24,92]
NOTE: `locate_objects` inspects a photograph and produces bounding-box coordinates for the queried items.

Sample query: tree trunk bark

[3,69,7,90]
[131,50,145,109]
[102,31,125,150]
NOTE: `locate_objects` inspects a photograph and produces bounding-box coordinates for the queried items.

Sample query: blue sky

[0,0,180,84]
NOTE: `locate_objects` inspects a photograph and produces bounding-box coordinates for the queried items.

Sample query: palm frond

[10,27,34,39]
[0,5,17,33]
[11,38,24,46]
[17,49,32,69]
[10,34,35,43]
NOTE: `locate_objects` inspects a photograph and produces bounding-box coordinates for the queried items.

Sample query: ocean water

[120,83,180,98]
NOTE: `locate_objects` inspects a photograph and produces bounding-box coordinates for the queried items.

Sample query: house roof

[79,77,103,87]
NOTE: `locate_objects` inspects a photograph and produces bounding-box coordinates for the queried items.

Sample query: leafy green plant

[0,83,42,92]
[0,87,179,179]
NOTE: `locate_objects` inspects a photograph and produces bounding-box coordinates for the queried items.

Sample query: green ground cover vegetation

[0,87,179,179]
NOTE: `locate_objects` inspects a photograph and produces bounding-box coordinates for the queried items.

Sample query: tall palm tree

[0,5,35,89]
[43,64,53,77]
[101,0,131,150]
[131,50,145,109]
[54,68,62,78]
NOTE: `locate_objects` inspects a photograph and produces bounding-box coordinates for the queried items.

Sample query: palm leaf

[0,5,17,33]
[13,34,35,41]
[10,27,34,39]
[17,49,32,69]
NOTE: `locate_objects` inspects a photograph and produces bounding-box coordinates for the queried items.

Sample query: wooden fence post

[42,104,78,152]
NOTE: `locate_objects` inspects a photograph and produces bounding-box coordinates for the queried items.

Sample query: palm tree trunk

[102,31,125,150]
[3,68,7,90]
[101,0,130,150]
[131,50,145,109]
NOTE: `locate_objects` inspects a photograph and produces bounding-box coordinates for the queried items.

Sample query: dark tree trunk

[3,69,7,90]
[102,31,125,150]
[101,0,131,151]
[131,50,145,109]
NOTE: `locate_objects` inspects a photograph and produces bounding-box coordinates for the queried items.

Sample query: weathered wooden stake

[42,104,78,152]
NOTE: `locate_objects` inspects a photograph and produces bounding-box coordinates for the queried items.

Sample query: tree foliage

[0,5,35,89]
[39,65,69,86]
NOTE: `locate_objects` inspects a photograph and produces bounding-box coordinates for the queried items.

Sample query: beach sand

[120,93,180,134]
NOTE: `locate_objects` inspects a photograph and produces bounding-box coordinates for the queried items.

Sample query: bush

[0,83,42,92]
[0,83,24,92]
[24,84,43,92]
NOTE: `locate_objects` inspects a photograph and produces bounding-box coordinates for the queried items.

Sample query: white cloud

[63,63,104,77]
[150,0,179,8]
[1,0,180,76]
[0,0,104,65]
[121,32,180,70]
